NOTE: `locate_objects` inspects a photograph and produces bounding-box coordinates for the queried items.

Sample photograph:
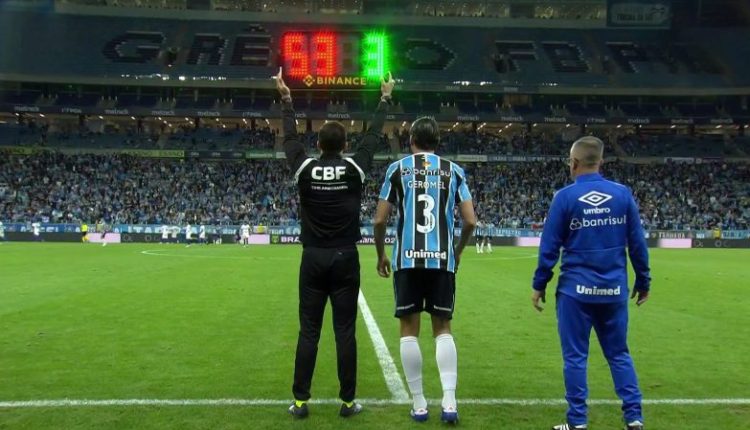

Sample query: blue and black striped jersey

[379,152,472,273]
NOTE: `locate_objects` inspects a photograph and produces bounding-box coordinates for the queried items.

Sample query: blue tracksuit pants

[556,293,643,425]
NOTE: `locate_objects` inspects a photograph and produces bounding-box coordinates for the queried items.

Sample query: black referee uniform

[283,99,388,404]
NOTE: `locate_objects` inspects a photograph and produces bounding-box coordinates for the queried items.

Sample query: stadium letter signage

[400,39,455,71]
[103,32,164,63]
[494,40,718,75]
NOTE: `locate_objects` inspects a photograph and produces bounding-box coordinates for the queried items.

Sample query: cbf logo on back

[578,191,613,214]
[312,166,346,181]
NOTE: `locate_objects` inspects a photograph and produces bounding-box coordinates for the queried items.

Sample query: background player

[81,221,89,243]
[170,225,179,244]
[475,220,484,253]
[240,223,251,247]
[161,224,169,244]
[184,223,192,247]
[31,221,41,241]
[199,224,207,245]
[481,221,493,254]
[0,220,5,242]
[374,117,476,424]
[98,219,109,247]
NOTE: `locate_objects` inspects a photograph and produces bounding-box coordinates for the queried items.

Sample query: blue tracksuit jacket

[533,172,651,302]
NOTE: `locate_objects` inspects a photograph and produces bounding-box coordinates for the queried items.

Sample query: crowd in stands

[1,150,747,231]
[0,121,277,151]
[5,120,749,159]
[618,134,747,158]
[298,130,391,153]
[390,128,573,155]
[468,160,750,231]
[0,153,297,226]
[439,130,570,155]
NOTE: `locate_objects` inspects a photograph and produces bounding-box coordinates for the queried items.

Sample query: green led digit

[362,32,389,78]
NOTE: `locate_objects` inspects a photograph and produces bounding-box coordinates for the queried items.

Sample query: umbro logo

[578,191,612,207]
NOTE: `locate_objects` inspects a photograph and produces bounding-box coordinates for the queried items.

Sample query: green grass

[0,243,748,429]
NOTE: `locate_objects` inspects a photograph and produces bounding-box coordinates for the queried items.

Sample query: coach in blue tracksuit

[532,136,651,430]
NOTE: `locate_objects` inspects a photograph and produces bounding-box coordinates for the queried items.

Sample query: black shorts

[81,232,88,237]
[393,269,456,319]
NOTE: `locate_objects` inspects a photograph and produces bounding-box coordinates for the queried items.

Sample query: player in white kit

[199,224,207,244]
[161,225,169,244]
[185,223,193,247]
[240,223,251,247]
[32,222,41,241]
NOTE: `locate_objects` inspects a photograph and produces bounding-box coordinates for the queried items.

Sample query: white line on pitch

[139,249,294,261]
[1,398,749,408]
[357,290,410,402]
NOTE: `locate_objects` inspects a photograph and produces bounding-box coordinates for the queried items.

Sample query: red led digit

[312,33,336,77]
[282,32,309,77]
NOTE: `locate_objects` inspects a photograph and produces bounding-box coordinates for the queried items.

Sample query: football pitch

[0,243,748,429]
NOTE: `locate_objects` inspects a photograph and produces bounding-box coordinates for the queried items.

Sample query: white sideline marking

[1,398,748,408]
[140,250,293,261]
[357,290,410,402]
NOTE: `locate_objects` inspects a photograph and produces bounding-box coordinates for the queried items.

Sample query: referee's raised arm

[350,72,395,173]
[274,67,307,173]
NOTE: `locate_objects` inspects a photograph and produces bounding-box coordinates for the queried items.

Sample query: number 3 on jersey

[416,194,436,233]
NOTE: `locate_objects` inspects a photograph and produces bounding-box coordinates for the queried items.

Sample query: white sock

[476,243,480,253]
[400,336,427,410]
[487,243,492,253]
[435,334,457,410]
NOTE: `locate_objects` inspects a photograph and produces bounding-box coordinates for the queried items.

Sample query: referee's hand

[377,256,391,278]
[630,288,649,306]
[381,72,395,98]
[273,67,291,100]
[531,289,546,312]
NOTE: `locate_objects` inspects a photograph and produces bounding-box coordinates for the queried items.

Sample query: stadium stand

[0,121,277,151]
[1,151,747,231]
[617,134,742,158]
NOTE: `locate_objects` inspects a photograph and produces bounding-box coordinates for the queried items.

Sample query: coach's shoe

[625,420,644,430]
[410,408,429,422]
[339,401,362,417]
[551,424,587,430]
[441,407,459,424]
[287,401,309,419]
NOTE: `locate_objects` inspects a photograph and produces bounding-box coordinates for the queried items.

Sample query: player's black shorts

[393,269,456,319]
[81,232,87,237]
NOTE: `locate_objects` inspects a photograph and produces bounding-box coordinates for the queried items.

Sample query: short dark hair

[410,117,440,151]
[318,122,346,153]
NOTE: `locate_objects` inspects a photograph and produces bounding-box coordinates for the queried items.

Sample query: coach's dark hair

[318,122,347,153]
[410,117,440,151]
